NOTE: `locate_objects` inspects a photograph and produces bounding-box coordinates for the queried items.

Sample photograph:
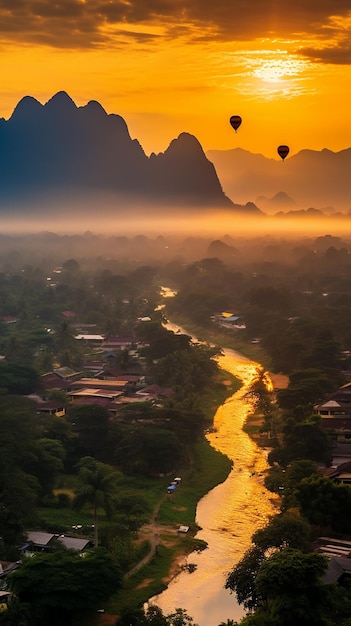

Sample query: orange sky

[1,1,351,158]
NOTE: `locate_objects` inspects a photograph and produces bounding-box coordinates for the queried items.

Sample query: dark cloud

[0,0,351,62]
[299,44,351,65]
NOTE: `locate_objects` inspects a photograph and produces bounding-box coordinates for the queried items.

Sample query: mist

[1,203,351,273]
[1,190,351,240]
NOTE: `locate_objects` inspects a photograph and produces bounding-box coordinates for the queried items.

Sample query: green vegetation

[163,315,270,367]
[0,281,237,624]
[108,543,176,614]
[9,548,122,626]
[3,232,351,625]
[37,506,95,531]
[159,440,232,525]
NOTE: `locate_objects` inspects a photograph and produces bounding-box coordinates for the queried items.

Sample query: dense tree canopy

[0,396,41,553]
[67,403,110,461]
[153,343,220,394]
[268,418,331,467]
[253,549,329,626]
[8,547,122,626]
[296,474,351,533]
[3,234,351,624]
[251,512,311,552]
[0,362,40,394]
[276,368,335,410]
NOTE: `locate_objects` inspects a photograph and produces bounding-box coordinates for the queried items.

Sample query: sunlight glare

[223,47,312,100]
[253,55,307,83]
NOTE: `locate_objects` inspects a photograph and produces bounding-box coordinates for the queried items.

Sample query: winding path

[125,495,174,578]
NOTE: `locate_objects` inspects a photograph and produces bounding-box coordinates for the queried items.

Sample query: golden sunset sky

[1,1,351,158]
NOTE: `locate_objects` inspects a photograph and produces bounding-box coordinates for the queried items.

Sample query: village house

[71,374,143,390]
[0,560,20,580]
[315,397,351,444]
[68,388,124,404]
[41,367,83,392]
[135,384,175,404]
[321,460,351,485]
[323,555,351,583]
[35,400,66,417]
[0,591,13,613]
[81,359,106,376]
[20,531,93,555]
[329,382,351,405]
[212,311,246,329]
[100,336,138,352]
[71,377,128,389]
[74,333,104,345]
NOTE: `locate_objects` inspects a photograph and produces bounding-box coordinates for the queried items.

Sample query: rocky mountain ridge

[0,91,232,211]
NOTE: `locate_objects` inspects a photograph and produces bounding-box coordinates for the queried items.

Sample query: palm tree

[53,319,83,368]
[73,458,121,547]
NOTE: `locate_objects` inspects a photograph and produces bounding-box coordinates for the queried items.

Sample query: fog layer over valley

[2,230,351,269]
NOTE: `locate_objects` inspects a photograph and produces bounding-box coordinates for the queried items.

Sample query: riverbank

[100,320,280,624]
[163,314,271,369]
[102,444,234,621]
[146,346,280,626]
[165,315,288,442]
[100,367,241,621]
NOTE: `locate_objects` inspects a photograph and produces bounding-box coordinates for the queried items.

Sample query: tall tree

[225,546,266,611]
[24,438,66,497]
[251,512,311,552]
[67,403,110,460]
[73,458,121,546]
[0,396,40,554]
[53,319,82,368]
[254,548,329,626]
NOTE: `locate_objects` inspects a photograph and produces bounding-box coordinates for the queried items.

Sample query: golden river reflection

[150,347,279,626]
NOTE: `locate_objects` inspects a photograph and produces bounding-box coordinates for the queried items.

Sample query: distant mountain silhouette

[256,191,296,212]
[207,147,351,213]
[0,91,233,211]
[275,207,326,218]
[206,239,238,260]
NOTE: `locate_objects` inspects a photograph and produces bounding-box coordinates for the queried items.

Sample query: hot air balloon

[277,145,289,161]
[230,115,242,132]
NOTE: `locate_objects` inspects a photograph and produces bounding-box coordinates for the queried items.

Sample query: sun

[233,49,313,99]
[253,56,305,83]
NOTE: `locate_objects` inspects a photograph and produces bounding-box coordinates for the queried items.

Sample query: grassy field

[158,439,233,526]
[38,505,94,531]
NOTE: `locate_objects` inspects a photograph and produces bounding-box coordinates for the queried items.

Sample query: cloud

[0,0,351,63]
[299,44,351,65]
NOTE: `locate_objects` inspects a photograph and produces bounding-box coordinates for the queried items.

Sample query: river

[149,322,279,625]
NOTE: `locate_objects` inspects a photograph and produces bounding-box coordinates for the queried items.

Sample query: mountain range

[1,91,350,219]
[0,91,232,212]
[207,147,351,214]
